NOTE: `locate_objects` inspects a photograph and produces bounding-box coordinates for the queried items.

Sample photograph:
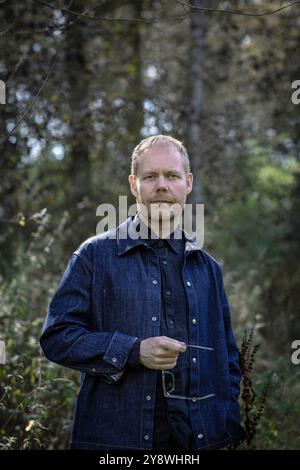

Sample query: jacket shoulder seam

[73,251,92,272]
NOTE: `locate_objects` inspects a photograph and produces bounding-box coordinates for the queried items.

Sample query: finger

[156,349,179,359]
[155,355,178,364]
[162,360,177,370]
[156,358,178,369]
[160,339,186,352]
[162,336,185,347]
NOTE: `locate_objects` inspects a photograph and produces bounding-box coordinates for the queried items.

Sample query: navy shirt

[126,215,194,449]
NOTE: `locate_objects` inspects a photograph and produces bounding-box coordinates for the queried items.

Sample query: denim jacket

[40,215,247,450]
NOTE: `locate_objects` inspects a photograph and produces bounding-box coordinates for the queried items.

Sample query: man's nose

[156,176,168,190]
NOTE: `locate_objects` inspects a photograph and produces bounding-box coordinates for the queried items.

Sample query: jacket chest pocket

[100,277,150,334]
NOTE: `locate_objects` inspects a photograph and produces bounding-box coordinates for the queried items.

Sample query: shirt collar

[133,213,184,254]
[117,213,206,263]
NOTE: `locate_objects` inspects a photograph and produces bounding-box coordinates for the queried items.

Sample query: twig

[0,51,58,145]
[175,0,300,17]
[32,0,187,24]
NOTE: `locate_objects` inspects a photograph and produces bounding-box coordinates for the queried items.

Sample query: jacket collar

[117,214,206,263]
[134,213,183,254]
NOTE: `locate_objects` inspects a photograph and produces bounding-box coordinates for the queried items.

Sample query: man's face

[128,145,193,225]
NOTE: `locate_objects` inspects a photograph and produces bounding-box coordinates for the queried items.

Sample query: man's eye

[145,175,155,180]
[169,174,179,179]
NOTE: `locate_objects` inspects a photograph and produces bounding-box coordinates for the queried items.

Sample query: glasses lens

[163,371,175,393]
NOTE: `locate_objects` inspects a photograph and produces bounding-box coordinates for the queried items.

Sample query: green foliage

[248,358,300,450]
[1,0,299,450]
[0,215,79,450]
[209,136,299,274]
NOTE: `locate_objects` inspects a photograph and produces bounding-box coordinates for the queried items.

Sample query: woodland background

[0,0,300,449]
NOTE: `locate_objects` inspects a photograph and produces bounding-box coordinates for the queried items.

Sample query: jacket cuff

[126,339,141,369]
[103,331,138,369]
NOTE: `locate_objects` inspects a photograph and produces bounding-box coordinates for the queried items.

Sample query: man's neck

[138,212,181,239]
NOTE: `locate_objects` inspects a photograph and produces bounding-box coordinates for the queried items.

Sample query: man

[40,134,247,450]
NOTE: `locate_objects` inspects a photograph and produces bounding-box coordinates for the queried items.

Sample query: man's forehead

[141,166,182,173]
[142,143,180,158]
[138,145,184,172]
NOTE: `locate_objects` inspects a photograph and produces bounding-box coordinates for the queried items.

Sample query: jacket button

[152,280,158,285]
[144,434,150,440]
[92,368,96,372]
[197,433,204,440]
[192,357,197,363]
[146,395,151,400]
[192,319,197,324]
[187,281,191,287]
[112,357,117,363]
[152,316,157,322]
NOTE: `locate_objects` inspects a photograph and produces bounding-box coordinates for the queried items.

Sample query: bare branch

[0,18,17,36]
[6,46,31,84]
[31,0,187,24]
[175,0,300,17]
[0,52,58,145]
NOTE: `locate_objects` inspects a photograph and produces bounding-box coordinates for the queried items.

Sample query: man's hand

[139,336,186,370]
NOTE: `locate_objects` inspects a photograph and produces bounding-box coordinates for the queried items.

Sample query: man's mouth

[151,200,173,204]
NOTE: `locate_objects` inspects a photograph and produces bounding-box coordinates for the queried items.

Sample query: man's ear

[128,174,138,198]
[186,172,193,195]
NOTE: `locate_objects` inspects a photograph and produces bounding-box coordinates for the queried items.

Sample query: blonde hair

[130,134,190,176]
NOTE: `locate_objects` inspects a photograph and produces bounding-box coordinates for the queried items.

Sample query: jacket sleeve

[126,339,142,369]
[40,251,138,379]
[219,271,248,446]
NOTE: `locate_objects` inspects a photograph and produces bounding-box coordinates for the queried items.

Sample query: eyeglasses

[161,344,216,402]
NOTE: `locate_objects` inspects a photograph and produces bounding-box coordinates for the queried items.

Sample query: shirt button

[169,320,174,325]
[192,357,197,363]
[152,316,157,322]
[198,433,204,440]
[187,281,191,287]
[166,290,171,296]
[192,318,197,324]
[112,357,117,363]
[146,395,152,401]
[152,279,158,285]
[144,434,150,441]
